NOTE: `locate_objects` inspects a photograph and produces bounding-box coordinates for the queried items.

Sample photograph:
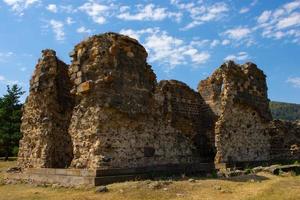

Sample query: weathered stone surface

[155,80,215,160]
[18,49,74,168]
[67,33,213,169]
[96,186,108,192]
[263,164,300,175]
[268,120,300,161]
[17,32,300,178]
[77,81,92,94]
[198,61,272,164]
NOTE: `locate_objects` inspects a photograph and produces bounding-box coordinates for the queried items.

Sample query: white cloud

[144,32,184,66]
[224,52,250,61]
[173,1,229,30]
[120,28,160,41]
[189,38,229,48]
[120,28,210,71]
[0,51,13,62]
[239,0,258,14]
[77,26,92,34]
[117,4,182,22]
[190,39,210,47]
[45,4,76,14]
[3,0,40,15]
[221,39,230,45]
[210,39,220,48]
[49,20,65,41]
[119,5,129,13]
[183,48,210,65]
[46,4,57,13]
[222,27,255,47]
[223,27,252,40]
[60,5,76,13]
[239,7,250,14]
[276,12,300,29]
[256,0,300,43]
[287,77,300,88]
[284,0,300,13]
[79,0,110,24]
[66,17,75,25]
[257,10,272,23]
[250,0,258,7]
[0,74,20,85]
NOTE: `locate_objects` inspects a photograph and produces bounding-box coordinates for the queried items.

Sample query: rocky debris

[215,169,248,178]
[217,164,300,177]
[3,179,16,185]
[252,166,265,173]
[188,178,196,183]
[176,193,185,197]
[148,181,172,190]
[264,164,300,175]
[224,170,247,177]
[6,167,21,173]
[95,186,109,193]
[214,185,222,190]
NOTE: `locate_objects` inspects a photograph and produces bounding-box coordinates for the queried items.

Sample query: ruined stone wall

[18,50,74,168]
[155,80,215,160]
[198,61,272,164]
[269,120,300,161]
[68,32,156,114]
[17,33,214,170]
[18,32,299,171]
[67,33,212,169]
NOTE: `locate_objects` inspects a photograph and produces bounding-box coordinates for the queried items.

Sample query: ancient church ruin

[13,33,300,186]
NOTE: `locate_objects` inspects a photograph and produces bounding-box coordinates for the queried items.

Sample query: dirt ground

[1,161,300,200]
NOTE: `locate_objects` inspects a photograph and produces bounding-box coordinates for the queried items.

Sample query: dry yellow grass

[1,161,300,200]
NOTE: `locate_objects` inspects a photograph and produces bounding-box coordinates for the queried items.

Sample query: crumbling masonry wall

[269,120,300,161]
[17,33,299,172]
[198,61,273,164]
[18,50,74,168]
[66,33,214,169]
[155,80,215,159]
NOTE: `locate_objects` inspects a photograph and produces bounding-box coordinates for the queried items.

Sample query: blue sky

[0,0,300,103]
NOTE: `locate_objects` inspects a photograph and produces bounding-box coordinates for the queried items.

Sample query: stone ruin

[18,49,74,168]
[198,61,273,165]
[14,32,299,185]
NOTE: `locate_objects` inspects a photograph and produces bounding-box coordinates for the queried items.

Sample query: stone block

[70,73,76,80]
[72,65,80,73]
[127,52,134,58]
[74,77,82,85]
[77,81,92,94]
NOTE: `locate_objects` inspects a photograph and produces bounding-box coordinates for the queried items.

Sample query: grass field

[1,161,300,200]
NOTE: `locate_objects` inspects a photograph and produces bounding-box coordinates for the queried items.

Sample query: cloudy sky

[0,0,300,103]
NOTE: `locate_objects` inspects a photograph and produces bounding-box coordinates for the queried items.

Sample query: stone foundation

[7,163,213,186]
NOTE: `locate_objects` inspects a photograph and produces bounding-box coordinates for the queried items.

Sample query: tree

[0,84,24,160]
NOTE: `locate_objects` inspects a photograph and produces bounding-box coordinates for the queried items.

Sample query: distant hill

[270,101,300,121]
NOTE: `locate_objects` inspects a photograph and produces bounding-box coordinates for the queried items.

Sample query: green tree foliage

[270,101,300,121]
[0,85,24,160]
